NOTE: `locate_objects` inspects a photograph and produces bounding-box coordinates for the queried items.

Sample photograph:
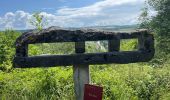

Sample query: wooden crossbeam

[15,27,148,46]
[14,50,154,68]
[13,27,154,68]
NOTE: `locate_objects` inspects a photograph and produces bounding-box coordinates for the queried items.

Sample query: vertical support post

[14,44,28,68]
[16,44,28,57]
[73,42,90,100]
[108,38,120,52]
[138,35,145,51]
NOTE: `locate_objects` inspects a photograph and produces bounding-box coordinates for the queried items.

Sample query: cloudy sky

[0,0,145,30]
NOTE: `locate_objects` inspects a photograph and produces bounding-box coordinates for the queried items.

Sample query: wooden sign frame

[13,27,154,68]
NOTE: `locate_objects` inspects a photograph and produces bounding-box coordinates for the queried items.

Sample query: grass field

[0,30,170,100]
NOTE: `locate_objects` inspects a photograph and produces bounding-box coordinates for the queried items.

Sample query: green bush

[0,30,20,71]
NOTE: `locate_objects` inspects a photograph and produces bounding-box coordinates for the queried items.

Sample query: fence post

[73,42,90,100]
[108,38,120,52]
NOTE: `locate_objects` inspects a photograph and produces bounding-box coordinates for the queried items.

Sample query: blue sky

[0,0,98,15]
[0,0,145,30]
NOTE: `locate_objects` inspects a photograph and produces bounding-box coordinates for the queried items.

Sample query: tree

[140,0,170,66]
[29,12,47,31]
[138,5,150,29]
[29,12,48,54]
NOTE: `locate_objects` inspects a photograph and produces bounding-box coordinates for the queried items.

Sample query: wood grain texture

[14,50,154,68]
[13,27,155,68]
[15,27,148,46]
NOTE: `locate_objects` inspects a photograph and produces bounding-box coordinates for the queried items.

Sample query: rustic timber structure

[13,26,154,68]
[13,26,155,100]
[14,27,154,68]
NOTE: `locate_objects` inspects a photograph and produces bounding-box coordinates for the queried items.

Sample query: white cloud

[0,11,31,30]
[0,0,145,30]
[57,0,144,16]
[55,0,145,26]
[41,8,55,10]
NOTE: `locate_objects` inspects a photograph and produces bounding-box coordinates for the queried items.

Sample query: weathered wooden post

[13,27,155,100]
[108,37,120,52]
[73,42,90,100]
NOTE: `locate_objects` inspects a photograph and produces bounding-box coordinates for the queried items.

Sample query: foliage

[0,30,20,71]
[29,12,47,31]
[1,63,170,99]
[138,5,150,30]
[0,30,170,99]
[139,0,170,66]
[148,0,170,56]
[0,68,74,100]
[29,42,75,56]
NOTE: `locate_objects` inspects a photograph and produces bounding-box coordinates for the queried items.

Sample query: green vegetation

[139,0,170,66]
[0,0,170,99]
[29,12,47,31]
[0,30,21,72]
[0,29,170,100]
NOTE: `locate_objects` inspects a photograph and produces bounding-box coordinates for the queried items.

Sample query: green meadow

[0,30,170,100]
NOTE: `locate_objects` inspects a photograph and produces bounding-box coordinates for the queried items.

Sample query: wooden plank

[15,27,148,46]
[73,42,90,100]
[13,50,154,68]
[13,28,154,68]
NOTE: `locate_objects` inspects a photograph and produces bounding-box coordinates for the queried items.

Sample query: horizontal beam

[13,31,155,68]
[13,50,154,68]
[15,27,149,47]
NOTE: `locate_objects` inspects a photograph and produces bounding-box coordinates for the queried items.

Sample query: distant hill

[0,25,139,33]
[0,29,33,33]
[68,24,139,32]
[84,24,139,32]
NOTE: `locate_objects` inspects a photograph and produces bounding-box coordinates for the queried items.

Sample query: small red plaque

[84,84,103,100]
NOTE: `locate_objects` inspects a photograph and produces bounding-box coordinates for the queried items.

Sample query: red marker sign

[84,84,103,100]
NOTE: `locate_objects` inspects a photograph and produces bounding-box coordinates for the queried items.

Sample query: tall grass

[0,30,170,99]
[0,63,170,99]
